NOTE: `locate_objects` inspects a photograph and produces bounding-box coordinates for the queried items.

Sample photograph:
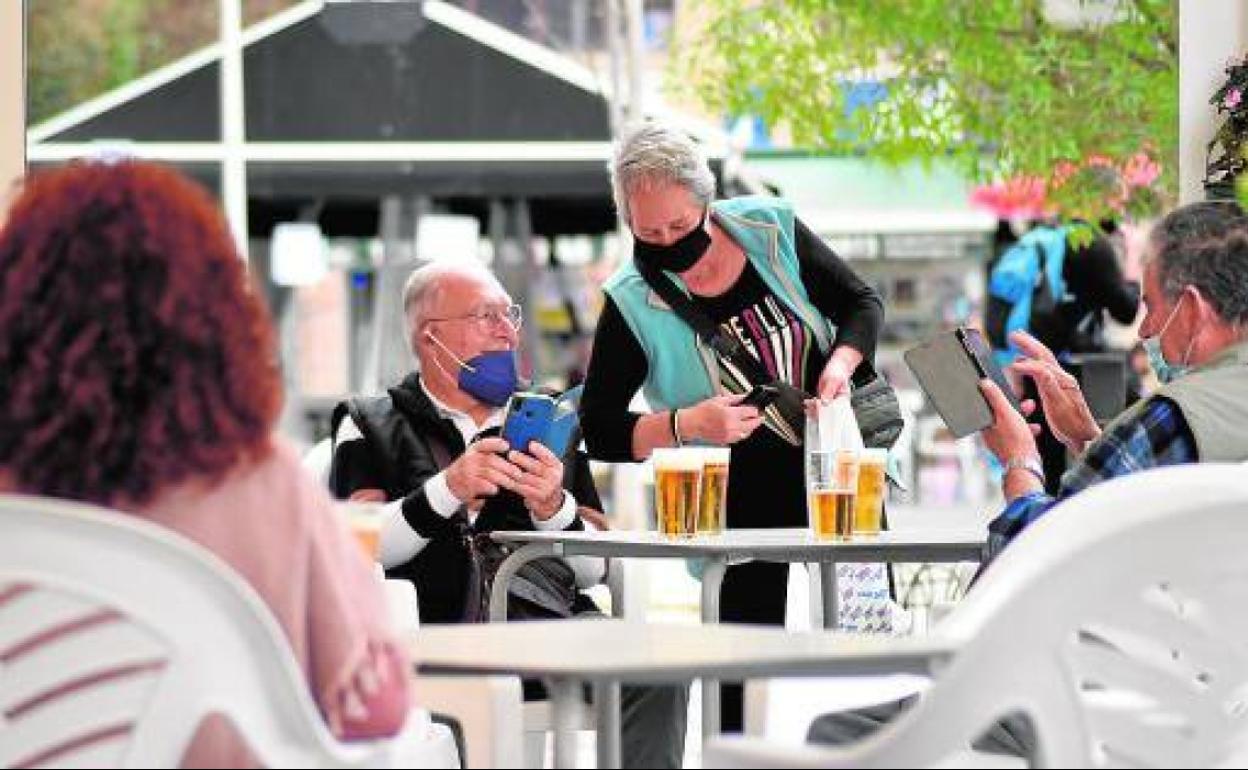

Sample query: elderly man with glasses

[328,261,688,769]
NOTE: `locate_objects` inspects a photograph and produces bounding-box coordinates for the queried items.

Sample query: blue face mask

[1141,295,1195,384]
[426,333,519,406]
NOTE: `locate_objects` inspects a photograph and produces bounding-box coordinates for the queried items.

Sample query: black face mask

[632,212,712,274]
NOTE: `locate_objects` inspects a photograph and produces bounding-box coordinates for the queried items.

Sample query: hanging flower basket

[1205,53,1248,200]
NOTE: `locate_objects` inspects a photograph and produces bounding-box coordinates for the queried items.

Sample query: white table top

[409,619,956,682]
[489,526,985,563]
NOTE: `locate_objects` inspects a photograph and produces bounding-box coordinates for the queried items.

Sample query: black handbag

[636,261,903,450]
[459,527,579,623]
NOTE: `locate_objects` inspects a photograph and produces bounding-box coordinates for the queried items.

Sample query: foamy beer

[653,447,703,537]
[808,449,858,540]
[697,447,731,534]
[854,448,888,535]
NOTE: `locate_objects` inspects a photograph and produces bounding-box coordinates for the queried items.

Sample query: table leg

[820,560,839,630]
[549,677,581,769]
[606,557,626,619]
[700,556,727,739]
[489,541,559,622]
[594,681,622,769]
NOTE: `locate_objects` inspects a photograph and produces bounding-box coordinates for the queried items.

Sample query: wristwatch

[1003,455,1046,486]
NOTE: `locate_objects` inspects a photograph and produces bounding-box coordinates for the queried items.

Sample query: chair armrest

[412,672,524,769]
[743,674,930,740]
[705,734,857,769]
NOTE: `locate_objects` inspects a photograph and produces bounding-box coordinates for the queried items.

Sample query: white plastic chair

[707,464,1248,768]
[302,436,335,487]
[0,494,459,768]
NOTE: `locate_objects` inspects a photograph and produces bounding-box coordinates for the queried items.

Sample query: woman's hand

[1008,330,1101,454]
[815,357,854,401]
[681,393,766,445]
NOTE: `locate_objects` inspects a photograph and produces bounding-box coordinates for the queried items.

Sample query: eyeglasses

[426,303,523,331]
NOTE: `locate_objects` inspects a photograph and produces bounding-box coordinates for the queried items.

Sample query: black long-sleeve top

[580,217,883,529]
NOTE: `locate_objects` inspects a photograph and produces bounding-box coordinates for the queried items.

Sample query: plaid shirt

[984,397,1197,564]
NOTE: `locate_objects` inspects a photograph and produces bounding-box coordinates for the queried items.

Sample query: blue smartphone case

[502,395,556,453]
[502,387,581,457]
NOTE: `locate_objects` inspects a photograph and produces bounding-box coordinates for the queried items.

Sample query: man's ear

[1186,287,1213,327]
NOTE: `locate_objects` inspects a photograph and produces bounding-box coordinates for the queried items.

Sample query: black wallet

[904,327,1022,438]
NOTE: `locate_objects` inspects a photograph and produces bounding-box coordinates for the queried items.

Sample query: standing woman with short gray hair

[580,120,886,732]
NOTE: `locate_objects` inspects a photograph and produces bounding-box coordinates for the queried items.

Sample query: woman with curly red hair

[0,160,410,764]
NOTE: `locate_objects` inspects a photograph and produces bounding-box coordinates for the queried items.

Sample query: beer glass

[854,448,888,535]
[807,448,858,540]
[697,447,731,534]
[342,501,385,561]
[653,447,703,537]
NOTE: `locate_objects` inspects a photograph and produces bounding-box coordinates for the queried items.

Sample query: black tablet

[904,327,1022,438]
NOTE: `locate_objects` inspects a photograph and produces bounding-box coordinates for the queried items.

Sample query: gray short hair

[401,260,503,328]
[1149,201,1248,327]
[610,121,716,224]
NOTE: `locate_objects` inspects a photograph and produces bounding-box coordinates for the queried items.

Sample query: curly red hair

[0,160,282,506]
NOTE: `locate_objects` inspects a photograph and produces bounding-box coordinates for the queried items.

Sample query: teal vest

[603,196,835,411]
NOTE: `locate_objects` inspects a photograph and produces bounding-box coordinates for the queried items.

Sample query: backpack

[986,226,1069,366]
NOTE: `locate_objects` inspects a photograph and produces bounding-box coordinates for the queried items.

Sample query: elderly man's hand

[978,378,1041,463]
[1008,330,1101,455]
[348,488,387,503]
[444,437,521,503]
[506,442,566,520]
[979,378,1047,500]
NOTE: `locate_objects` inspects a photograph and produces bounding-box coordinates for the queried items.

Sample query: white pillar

[1178,0,1248,204]
[605,0,624,136]
[623,0,645,124]
[1,0,25,211]
[220,0,249,257]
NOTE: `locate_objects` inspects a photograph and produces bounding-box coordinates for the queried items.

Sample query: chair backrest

[710,464,1248,768]
[0,494,394,768]
[303,437,335,488]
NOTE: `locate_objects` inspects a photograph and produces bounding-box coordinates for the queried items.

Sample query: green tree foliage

[670,0,1177,223]
[28,0,295,125]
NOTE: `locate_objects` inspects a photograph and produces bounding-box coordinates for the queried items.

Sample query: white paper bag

[810,398,896,633]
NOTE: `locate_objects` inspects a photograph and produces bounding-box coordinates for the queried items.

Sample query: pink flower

[1226,88,1242,110]
[968,176,1049,218]
[1122,153,1161,188]
[1051,161,1079,187]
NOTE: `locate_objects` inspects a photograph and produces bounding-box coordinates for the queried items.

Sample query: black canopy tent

[27,0,737,404]
[27,0,731,237]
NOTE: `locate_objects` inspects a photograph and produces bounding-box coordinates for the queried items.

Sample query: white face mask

[1141,294,1197,384]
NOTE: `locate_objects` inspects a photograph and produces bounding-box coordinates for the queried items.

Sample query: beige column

[0,0,26,211]
[1178,0,1248,204]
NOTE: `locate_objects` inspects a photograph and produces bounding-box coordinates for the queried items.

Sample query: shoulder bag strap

[636,260,881,389]
[635,260,773,388]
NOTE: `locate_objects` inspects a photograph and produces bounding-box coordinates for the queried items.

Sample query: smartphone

[957,327,1023,413]
[501,393,556,454]
[740,383,781,410]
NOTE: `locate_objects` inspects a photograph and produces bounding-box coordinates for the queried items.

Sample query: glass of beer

[854,448,888,535]
[342,501,385,561]
[653,447,703,537]
[697,447,731,534]
[807,448,858,540]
